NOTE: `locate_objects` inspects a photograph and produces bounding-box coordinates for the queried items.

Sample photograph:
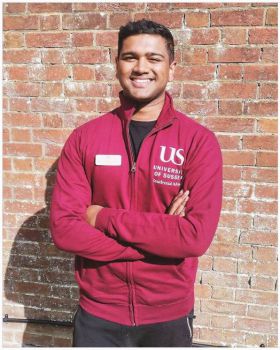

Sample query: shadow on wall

[4,160,78,347]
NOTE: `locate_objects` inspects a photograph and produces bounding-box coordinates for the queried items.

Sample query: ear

[115,56,119,80]
[168,61,176,82]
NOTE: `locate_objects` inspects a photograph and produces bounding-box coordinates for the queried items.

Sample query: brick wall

[2,2,278,347]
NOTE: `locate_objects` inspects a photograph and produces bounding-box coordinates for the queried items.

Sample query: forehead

[121,34,168,54]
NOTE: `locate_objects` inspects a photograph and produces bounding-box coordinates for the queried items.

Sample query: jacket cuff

[95,207,120,236]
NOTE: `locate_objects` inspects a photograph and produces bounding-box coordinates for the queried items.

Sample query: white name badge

[95,154,122,166]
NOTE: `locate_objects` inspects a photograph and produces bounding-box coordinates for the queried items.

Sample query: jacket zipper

[126,121,137,326]
[125,118,175,327]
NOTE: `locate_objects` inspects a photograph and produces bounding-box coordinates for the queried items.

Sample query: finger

[170,189,184,205]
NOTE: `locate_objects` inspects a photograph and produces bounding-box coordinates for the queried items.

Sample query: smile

[130,78,154,88]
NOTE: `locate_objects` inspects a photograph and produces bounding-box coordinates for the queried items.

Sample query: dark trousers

[73,306,194,347]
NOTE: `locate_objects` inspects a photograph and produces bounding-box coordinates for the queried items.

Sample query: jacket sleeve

[95,131,223,259]
[50,129,145,262]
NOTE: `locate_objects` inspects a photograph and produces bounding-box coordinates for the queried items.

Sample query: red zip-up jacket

[50,92,223,326]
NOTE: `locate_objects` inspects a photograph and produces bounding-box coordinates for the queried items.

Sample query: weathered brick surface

[3,2,278,348]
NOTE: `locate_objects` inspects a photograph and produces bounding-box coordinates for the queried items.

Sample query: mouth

[130,77,154,88]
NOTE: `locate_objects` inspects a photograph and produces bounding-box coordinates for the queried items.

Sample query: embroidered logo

[159,146,185,166]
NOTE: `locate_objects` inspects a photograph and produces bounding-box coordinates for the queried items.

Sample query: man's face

[116,34,176,103]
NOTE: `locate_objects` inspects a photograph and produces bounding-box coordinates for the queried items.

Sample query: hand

[167,189,189,217]
[86,205,103,227]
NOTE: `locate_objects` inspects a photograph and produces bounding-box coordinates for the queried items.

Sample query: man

[50,20,223,347]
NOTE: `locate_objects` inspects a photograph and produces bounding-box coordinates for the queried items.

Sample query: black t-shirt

[129,120,156,160]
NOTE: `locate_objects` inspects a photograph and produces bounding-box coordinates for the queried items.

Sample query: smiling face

[116,34,176,104]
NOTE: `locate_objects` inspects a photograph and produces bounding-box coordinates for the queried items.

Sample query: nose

[133,57,149,74]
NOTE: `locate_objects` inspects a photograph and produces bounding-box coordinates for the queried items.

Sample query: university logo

[159,146,185,166]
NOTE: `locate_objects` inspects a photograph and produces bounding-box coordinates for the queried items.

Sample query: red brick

[239,199,277,215]
[166,83,181,98]
[97,99,120,113]
[259,83,278,100]
[62,13,106,30]
[11,128,31,142]
[209,82,256,99]
[30,65,70,81]
[182,84,207,99]
[242,135,277,151]
[98,3,145,11]
[72,32,94,47]
[75,99,97,113]
[134,12,184,29]
[244,101,277,116]
[247,304,272,319]
[211,315,234,329]
[4,82,40,97]
[223,182,253,198]
[222,28,247,44]
[171,3,223,9]
[73,3,98,11]
[186,11,209,27]
[40,15,61,31]
[6,66,29,81]
[219,213,252,229]
[242,167,277,183]
[145,3,171,11]
[95,31,118,47]
[13,158,33,171]
[243,65,277,81]
[175,65,215,81]
[218,135,241,150]
[2,157,12,171]
[261,47,278,63]
[209,242,252,260]
[64,82,108,97]
[255,184,277,200]
[212,287,234,301]
[215,227,239,244]
[249,28,277,44]
[195,284,212,299]
[190,28,220,44]
[28,3,72,13]
[218,65,242,80]
[4,3,26,13]
[4,49,41,64]
[95,64,116,81]
[235,289,277,306]
[176,100,217,116]
[9,98,29,112]
[42,49,63,64]
[211,9,264,26]
[253,246,277,262]
[259,118,277,140]
[266,7,278,25]
[256,151,277,167]
[14,187,33,201]
[201,299,247,316]
[218,101,242,115]
[26,33,70,48]
[4,15,39,30]
[31,99,74,113]
[223,151,255,166]
[4,32,24,48]
[64,49,109,64]
[182,48,208,65]
[33,129,70,144]
[41,82,63,97]
[73,66,95,81]
[209,47,260,63]
[3,143,42,157]
[108,13,133,30]
[254,215,277,231]
[235,317,277,334]
[213,257,237,273]
[205,117,255,133]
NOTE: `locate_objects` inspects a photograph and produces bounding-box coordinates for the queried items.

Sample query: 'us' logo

[159,146,185,166]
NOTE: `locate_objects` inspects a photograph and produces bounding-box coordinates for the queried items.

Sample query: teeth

[134,79,150,83]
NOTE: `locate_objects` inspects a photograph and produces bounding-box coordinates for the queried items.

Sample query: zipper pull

[131,162,136,173]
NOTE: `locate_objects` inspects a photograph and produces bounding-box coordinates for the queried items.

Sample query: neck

[130,93,166,121]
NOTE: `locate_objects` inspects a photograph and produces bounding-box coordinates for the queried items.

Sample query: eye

[122,56,136,61]
[149,57,162,62]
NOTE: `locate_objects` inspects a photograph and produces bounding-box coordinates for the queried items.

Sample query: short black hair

[118,19,175,62]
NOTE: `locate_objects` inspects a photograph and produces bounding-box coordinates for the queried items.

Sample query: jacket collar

[117,91,176,128]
